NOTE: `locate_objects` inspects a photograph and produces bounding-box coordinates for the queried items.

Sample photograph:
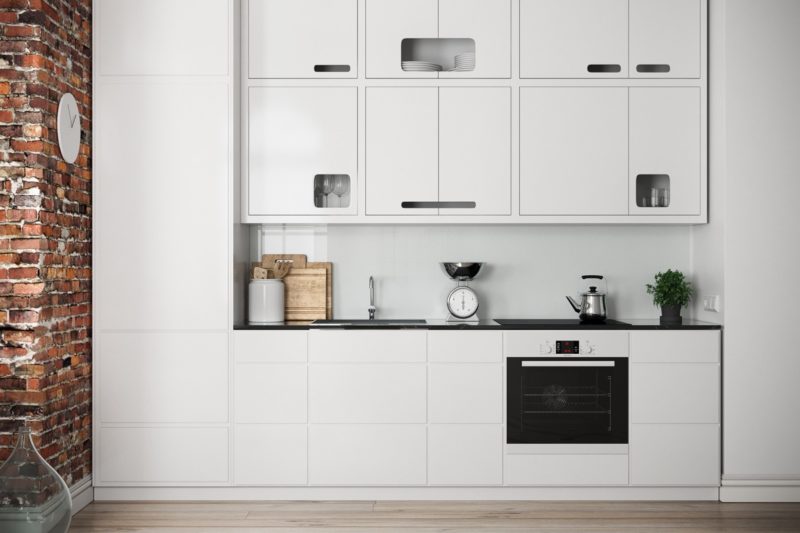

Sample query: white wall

[259,225,692,320]
[717,0,800,500]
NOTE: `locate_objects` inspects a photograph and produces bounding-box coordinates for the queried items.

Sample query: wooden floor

[71,501,800,532]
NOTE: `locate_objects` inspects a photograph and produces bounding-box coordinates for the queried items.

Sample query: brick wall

[0,0,91,486]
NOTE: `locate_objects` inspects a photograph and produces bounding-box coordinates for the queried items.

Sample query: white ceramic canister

[249,279,285,324]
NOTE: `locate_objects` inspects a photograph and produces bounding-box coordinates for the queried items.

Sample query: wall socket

[703,295,721,313]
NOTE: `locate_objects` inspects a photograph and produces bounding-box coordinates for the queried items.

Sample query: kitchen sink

[311,319,427,326]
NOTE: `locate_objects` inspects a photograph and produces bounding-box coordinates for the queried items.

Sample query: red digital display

[556,340,580,354]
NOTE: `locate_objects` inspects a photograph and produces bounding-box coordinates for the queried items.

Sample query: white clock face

[57,93,81,164]
[447,286,479,319]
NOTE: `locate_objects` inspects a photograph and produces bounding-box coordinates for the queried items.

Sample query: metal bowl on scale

[440,262,484,281]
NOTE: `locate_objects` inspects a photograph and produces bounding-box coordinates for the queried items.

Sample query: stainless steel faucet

[368,276,376,320]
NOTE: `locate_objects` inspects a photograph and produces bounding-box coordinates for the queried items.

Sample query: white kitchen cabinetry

[520,0,628,78]
[366,0,510,78]
[367,87,511,216]
[520,88,628,216]
[235,425,308,485]
[629,88,701,215]
[366,87,439,215]
[429,364,502,424]
[248,87,357,216]
[629,331,720,486]
[429,425,503,485]
[630,0,701,78]
[248,0,357,78]
[505,454,629,486]
[309,425,427,485]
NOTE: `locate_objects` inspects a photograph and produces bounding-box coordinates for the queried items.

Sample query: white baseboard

[720,485,800,502]
[70,476,94,514]
[94,486,719,501]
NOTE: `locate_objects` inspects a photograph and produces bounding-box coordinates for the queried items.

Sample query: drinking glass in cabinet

[314,174,350,208]
[636,174,671,208]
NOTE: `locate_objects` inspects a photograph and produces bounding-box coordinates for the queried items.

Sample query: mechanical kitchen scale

[440,262,484,323]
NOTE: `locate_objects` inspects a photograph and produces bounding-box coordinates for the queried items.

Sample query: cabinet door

[630,424,720,486]
[630,0,701,78]
[520,0,628,78]
[235,425,307,485]
[366,0,437,78]
[308,425,427,485]
[248,0,357,78]
[520,88,628,215]
[366,88,438,215]
[631,364,719,424]
[429,425,502,485]
[438,0,511,79]
[629,88,701,215]
[248,87,357,216]
[439,88,511,215]
[429,364,502,423]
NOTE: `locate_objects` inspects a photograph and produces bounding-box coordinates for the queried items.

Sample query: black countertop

[234,318,722,331]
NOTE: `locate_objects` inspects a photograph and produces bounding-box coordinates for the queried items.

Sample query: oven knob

[540,343,553,355]
[581,344,594,355]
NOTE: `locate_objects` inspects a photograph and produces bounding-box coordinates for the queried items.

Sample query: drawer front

[235,364,307,423]
[309,364,426,423]
[98,427,228,484]
[504,331,629,357]
[234,331,308,363]
[308,425,427,485]
[631,331,720,363]
[428,331,502,362]
[234,425,308,485]
[98,332,228,424]
[429,364,502,423]
[309,330,427,362]
[631,364,719,423]
[504,453,629,486]
[630,424,720,486]
[428,425,503,486]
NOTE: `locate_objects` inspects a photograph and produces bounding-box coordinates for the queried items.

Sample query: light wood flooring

[71,501,800,532]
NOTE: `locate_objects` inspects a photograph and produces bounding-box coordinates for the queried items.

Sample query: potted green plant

[646,269,694,325]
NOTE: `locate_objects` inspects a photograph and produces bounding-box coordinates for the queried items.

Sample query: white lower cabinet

[98,427,228,484]
[309,364,427,423]
[308,425,427,485]
[429,364,502,424]
[631,364,719,424]
[630,424,719,486]
[235,425,308,485]
[504,454,629,486]
[235,364,307,424]
[429,425,502,485]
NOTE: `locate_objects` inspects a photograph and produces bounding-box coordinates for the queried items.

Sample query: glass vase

[0,427,72,533]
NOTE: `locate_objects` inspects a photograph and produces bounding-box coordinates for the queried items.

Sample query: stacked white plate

[402,60,443,72]
[452,52,475,71]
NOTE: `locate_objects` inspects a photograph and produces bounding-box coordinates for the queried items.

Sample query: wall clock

[57,93,81,164]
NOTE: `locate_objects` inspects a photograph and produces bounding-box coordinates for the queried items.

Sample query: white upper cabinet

[520,88,628,215]
[629,88,701,215]
[366,0,510,78]
[439,88,511,215]
[520,0,628,78]
[438,0,511,79]
[248,87,357,216]
[248,0,357,78]
[367,0,438,78]
[366,87,439,215]
[630,0,701,78]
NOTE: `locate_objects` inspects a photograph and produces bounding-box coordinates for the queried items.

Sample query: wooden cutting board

[283,267,327,322]
[307,261,333,319]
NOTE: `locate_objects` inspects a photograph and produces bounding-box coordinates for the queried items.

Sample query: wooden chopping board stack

[252,254,332,322]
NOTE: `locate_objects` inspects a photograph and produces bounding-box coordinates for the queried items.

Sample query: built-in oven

[507,340,628,449]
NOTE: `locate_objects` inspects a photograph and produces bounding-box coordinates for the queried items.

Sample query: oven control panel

[555,340,579,354]
[540,340,595,355]
[505,331,629,358]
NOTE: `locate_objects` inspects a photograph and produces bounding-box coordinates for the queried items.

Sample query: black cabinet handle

[636,64,670,73]
[401,201,477,209]
[314,64,351,73]
[587,64,621,73]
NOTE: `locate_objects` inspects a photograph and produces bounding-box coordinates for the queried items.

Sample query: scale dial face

[447,286,479,319]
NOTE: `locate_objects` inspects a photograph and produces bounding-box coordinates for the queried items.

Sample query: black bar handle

[636,64,670,73]
[401,201,477,209]
[314,64,351,72]
[587,64,621,73]
[581,275,604,280]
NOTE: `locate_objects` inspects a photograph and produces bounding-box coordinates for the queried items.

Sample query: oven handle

[522,361,615,367]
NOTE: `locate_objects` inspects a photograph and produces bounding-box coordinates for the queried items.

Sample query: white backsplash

[256,224,693,321]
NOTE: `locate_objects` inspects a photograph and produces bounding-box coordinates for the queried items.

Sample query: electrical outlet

[703,295,721,312]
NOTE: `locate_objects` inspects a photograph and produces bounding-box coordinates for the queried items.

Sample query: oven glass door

[507,357,628,444]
